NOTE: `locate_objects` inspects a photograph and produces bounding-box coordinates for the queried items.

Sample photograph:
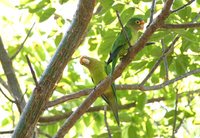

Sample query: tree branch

[40,88,200,123]
[53,1,174,137]
[161,39,169,81]
[172,89,179,138]
[45,67,200,109]
[0,37,26,113]
[0,130,14,134]
[12,0,96,137]
[139,36,180,86]
[104,106,112,138]
[0,77,10,92]
[25,55,39,87]
[10,22,35,60]
[121,68,200,91]
[147,0,156,27]
[116,11,132,47]
[40,97,165,123]
[0,87,15,103]
[161,23,200,29]
[46,88,91,108]
[171,0,195,13]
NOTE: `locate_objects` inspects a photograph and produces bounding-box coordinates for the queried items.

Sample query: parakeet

[80,56,119,125]
[107,17,145,73]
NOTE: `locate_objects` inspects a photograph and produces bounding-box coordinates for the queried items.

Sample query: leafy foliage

[0,0,200,138]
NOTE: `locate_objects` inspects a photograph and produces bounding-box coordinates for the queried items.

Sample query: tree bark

[12,0,96,137]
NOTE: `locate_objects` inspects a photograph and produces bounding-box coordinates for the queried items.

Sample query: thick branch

[12,0,96,137]
[53,1,174,137]
[0,37,26,113]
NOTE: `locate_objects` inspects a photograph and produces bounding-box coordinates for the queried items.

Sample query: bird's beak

[80,56,90,65]
[139,20,145,30]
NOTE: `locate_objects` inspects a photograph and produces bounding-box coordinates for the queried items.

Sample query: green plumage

[107,17,145,73]
[80,56,119,125]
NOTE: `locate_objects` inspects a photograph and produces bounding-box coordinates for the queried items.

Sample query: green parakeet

[107,17,145,73]
[80,56,119,125]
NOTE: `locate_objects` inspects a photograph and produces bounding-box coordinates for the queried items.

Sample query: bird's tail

[102,84,120,126]
[102,94,120,126]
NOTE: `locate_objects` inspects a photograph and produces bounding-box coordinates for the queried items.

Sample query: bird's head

[80,56,101,69]
[80,56,91,67]
[126,17,145,31]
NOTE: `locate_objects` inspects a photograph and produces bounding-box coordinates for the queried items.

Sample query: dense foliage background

[0,0,200,137]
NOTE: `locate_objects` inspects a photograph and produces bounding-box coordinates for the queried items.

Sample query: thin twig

[171,0,195,13]
[140,36,180,86]
[175,116,185,134]
[38,130,52,138]
[11,103,15,127]
[0,77,10,92]
[0,87,15,103]
[10,22,35,60]
[147,0,156,27]
[161,39,169,81]
[25,55,38,87]
[0,130,14,134]
[116,11,132,47]
[104,106,112,138]
[172,89,179,138]
[192,11,200,22]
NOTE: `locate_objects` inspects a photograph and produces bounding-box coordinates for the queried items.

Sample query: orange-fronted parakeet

[107,17,145,73]
[80,56,119,125]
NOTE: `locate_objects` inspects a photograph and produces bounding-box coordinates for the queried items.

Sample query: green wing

[107,27,132,73]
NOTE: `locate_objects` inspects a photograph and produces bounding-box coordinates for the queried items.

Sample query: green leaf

[128,124,138,138]
[55,33,63,46]
[102,10,116,25]
[112,3,125,12]
[132,0,140,4]
[59,0,69,4]
[47,125,58,135]
[28,0,50,13]
[146,120,154,138]
[151,75,159,84]
[34,44,46,61]
[137,93,147,111]
[119,112,132,122]
[120,7,135,24]
[38,7,56,22]
[174,56,188,75]
[1,118,9,126]
[56,17,65,27]
[99,0,114,11]
[197,0,200,6]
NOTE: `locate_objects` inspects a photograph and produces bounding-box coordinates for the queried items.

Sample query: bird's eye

[135,20,140,24]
